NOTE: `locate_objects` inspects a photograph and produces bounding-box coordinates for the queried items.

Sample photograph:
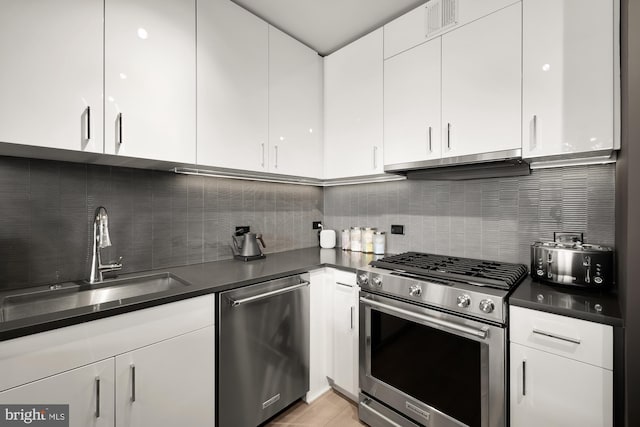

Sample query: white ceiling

[231,0,427,56]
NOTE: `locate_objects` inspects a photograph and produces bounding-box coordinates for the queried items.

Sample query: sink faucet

[89,206,123,284]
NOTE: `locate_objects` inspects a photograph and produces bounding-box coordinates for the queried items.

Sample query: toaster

[531,241,614,288]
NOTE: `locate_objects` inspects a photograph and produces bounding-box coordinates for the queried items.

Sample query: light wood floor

[265,390,366,426]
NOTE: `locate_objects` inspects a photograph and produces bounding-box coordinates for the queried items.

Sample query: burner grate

[371,252,528,290]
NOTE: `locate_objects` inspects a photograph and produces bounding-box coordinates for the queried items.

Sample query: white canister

[341,229,351,250]
[362,227,376,253]
[350,227,362,252]
[320,229,336,249]
[373,231,386,255]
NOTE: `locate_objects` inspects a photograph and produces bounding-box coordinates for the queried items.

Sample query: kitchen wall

[617,0,640,424]
[324,164,615,266]
[0,155,323,291]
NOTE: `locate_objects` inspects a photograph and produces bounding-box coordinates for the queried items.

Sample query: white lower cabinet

[509,306,613,427]
[510,342,613,427]
[307,269,333,403]
[307,268,360,402]
[330,270,359,400]
[115,327,214,427]
[0,358,115,427]
[0,295,215,427]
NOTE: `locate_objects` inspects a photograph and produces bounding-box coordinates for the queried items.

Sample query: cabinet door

[522,0,615,158]
[115,326,214,427]
[324,29,384,179]
[105,0,196,164]
[0,359,115,427]
[510,343,613,427]
[384,37,442,166]
[332,282,358,399]
[197,0,268,172]
[441,3,521,158]
[383,0,519,59]
[0,0,103,153]
[268,26,323,178]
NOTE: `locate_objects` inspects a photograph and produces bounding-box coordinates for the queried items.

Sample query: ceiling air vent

[425,0,458,37]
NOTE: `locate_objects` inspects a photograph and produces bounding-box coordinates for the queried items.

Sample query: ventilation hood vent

[385,149,530,181]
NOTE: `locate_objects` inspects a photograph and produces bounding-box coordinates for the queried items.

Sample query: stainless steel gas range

[357,252,528,427]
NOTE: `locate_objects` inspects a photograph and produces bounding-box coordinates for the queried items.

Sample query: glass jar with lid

[341,229,351,250]
[373,231,386,255]
[362,227,376,253]
[350,227,362,252]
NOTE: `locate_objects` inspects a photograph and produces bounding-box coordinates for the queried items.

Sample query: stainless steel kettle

[232,232,266,258]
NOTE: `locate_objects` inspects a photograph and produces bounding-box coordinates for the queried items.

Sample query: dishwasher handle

[229,281,309,307]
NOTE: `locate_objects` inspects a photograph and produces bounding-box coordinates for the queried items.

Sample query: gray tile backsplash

[0,155,615,291]
[0,156,323,291]
[324,164,616,265]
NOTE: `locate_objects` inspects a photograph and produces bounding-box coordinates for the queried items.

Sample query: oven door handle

[360,297,489,339]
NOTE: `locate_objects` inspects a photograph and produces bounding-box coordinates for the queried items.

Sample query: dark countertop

[0,247,378,341]
[509,277,623,327]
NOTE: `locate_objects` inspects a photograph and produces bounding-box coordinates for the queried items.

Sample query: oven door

[359,291,505,427]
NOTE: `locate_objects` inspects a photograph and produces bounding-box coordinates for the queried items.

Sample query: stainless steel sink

[1,273,191,323]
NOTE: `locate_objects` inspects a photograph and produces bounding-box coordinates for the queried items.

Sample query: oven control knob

[479,299,495,314]
[371,276,383,288]
[409,284,422,297]
[357,273,369,286]
[456,295,471,308]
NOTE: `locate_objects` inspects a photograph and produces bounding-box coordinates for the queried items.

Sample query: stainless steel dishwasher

[218,274,310,427]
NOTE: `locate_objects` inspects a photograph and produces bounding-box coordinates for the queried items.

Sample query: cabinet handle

[373,146,378,169]
[531,115,537,151]
[447,123,451,150]
[428,126,432,153]
[350,306,355,330]
[274,145,278,169]
[95,377,101,418]
[131,364,136,402]
[522,360,526,396]
[261,143,265,168]
[85,106,91,141]
[532,328,581,345]
[117,112,123,145]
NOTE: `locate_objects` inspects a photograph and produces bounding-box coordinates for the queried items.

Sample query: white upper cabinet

[384,0,520,59]
[522,0,617,159]
[383,37,442,166]
[441,2,522,158]
[105,0,196,164]
[324,28,384,180]
[0,0,103,153]
[268,26,323,178]
[197,0,268,172]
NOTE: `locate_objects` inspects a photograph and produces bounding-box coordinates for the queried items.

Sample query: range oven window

[370,309,482,427]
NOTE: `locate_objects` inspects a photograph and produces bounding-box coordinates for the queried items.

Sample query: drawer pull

[532,328,581,345]
[522,360,526,396]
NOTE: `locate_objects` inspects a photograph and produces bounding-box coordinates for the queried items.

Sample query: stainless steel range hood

[384,149,530,180]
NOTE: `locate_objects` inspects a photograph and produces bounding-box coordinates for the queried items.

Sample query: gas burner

[370,252,528,290]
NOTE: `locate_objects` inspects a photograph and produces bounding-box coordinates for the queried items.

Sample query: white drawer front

[509,306,612,369]
[0,294,215,391]
[333,269,356,287]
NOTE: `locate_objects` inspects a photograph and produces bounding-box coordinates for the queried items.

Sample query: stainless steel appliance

[357,252,528,427]
[218,275,309,427]
[531,241,614,288]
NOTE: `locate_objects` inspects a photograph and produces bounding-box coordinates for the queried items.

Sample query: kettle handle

[256,234,266,248]
[232,234,241,253]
